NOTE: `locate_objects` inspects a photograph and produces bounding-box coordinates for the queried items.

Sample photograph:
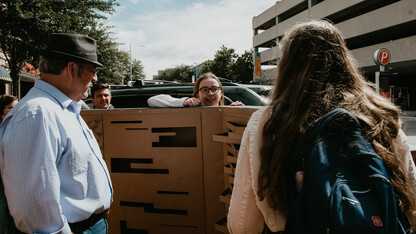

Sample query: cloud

[107,0,272,79]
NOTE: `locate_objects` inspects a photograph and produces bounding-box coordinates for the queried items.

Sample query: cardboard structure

[81,107,258,234]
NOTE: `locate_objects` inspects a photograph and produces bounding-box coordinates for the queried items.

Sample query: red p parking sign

[374,48,391,66]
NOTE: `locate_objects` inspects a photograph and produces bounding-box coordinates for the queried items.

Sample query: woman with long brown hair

[227,19,416,233]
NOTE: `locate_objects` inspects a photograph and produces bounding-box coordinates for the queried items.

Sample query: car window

[223,86,267,106]
[107,83,266,108]
[111,94,152,108]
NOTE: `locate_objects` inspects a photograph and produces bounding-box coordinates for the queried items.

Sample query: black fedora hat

[43,33,103,67]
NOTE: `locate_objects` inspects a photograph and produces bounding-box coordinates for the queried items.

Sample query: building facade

[253,0,416,109]
[0,53,40,98]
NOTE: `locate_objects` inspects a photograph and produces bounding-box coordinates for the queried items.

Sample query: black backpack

[283,108,411,234]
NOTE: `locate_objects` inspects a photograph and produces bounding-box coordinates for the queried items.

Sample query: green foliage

[0,0,144,96]
[199,46,254,84]
[232,50,254,84]
[158,64,192,83]
[210,45,237,80]
[131,59,146,81]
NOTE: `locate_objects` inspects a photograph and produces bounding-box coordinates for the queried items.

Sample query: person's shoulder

[250,106,270,122]
[246,106,270,130]
[10,94,60,122]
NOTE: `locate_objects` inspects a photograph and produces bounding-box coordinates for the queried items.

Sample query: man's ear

[67,62,77,78]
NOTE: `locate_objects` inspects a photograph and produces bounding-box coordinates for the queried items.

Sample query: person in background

[0,33,113,234]
[227,20,416,233]
[91,83,114,109]
[80,99,91,110]
[147,72,244,107]
[0,95,18,122]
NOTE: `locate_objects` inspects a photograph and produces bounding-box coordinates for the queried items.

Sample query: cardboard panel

[200,109,227,234]
[213,107,258,233]
[81,107,259,234]
[82,113,104,156]
[104,110,204,234]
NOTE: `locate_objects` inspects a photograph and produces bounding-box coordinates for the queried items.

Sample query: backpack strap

[292,108,360,164]
[307,108,359,141]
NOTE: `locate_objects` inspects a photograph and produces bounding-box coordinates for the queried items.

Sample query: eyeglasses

[89,68,99,75]
[84,64,99,75]
[199,86,221,94]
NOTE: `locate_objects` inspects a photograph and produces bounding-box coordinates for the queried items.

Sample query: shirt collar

[34,79,81,114]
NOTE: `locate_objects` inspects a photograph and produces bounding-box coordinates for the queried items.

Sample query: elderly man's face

[92,88,112,109]
[69,63,98,101]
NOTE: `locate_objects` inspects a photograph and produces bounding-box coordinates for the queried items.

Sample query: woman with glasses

[0,94,18,122]
[147,72,244,107]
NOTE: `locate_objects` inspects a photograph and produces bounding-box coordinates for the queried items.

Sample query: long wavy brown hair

[258,19,415,215]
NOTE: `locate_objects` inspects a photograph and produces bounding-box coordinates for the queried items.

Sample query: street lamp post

[130,43,132,82]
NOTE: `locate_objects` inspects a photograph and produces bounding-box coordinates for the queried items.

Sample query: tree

[158,65,192,82]
[199,46,254,83]
[101,47,129,85]
[210,45,237,81]
[232,50,254,84]
[0,0,118,97]
[199,60,214,75]
[131,59,146,81]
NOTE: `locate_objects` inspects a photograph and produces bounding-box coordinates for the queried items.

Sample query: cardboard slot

[120,220,148,233]
[227,155,237,164]
[120,201,188,215]
[228,175,234,185]
[226,143,236,156]
[215,217,228,233]
[219,188,231,204]
[111,120,143,124]
[224,121,246,135]
[223,163,236,175]
[227,131,243,140]
[152,127,197,147]
[157,191,189,195]
[213,132,242,144]
[125,128,148,131]
[111,158,169,174]
[160,224,199,229]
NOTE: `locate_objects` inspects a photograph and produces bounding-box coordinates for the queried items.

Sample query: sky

[105,0,273,80]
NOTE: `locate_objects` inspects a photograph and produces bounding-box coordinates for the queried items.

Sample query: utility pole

[130,43,133,81]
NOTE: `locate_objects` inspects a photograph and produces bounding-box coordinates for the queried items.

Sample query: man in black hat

[0,33,113,234]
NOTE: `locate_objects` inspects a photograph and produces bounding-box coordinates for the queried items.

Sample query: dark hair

[91,83,111,98]
[258,20,415,214]
[0,94,18,116]
[192,72,224,105]
[38,56,86,76]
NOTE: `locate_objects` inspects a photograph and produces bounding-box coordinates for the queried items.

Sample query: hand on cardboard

[230,101,244,106]
[184,97,201,107]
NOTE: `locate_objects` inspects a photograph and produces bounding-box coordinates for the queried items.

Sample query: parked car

[88,82,267,108]
[243,84,273,98]
[241,84,273,103]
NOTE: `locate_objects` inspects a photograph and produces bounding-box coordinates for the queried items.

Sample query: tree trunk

[10,67,20,99]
